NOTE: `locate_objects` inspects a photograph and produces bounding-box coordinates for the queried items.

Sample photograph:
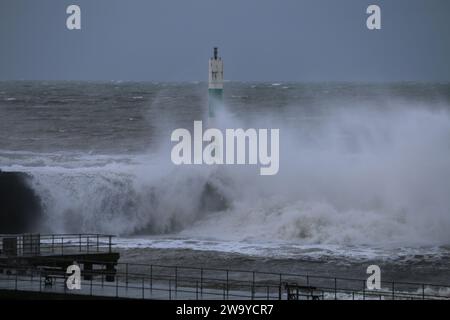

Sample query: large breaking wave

[2,101,450,246]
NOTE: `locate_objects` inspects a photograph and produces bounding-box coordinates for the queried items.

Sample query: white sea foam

[2,100,450,250]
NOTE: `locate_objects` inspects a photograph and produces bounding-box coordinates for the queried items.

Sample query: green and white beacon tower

[208,47,224,123]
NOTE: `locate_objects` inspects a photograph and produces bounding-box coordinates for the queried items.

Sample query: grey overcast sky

[0,0,449,81]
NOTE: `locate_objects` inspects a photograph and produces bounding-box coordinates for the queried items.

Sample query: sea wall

[0,171,42,233]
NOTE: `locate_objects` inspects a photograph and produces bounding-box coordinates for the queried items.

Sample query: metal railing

[0,234,115,256]
[1,257,449,300]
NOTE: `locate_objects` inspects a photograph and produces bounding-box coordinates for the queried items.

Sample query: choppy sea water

[1,81,450,284]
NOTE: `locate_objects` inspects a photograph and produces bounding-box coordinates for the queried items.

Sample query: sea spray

[13,101,450,247]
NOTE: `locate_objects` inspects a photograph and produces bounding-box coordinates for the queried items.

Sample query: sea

[1,81,450,286]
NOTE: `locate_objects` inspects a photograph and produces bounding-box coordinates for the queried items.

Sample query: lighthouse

[208,47,224,122]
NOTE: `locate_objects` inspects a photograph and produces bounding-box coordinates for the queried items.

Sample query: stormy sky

[0,0,449,81]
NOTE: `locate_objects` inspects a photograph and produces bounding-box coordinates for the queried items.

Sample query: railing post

[175,266,178,294]
[392,282,395,300]
[97,235,99,252]
[108,236,112,253]
[196,281,199,299]
[362,280,365,300]
[116,275,119,297]
[79,234,82,252]
[150,265,153,293]
[226,270,229,299]
[334,278,337,300]
[61,237,64,255]
[422,284,425,300]
[126,263,129,288]
[169,279,172,300]
[142,278,145,299]
[279,274,282,300]
[87,236,90,253]
[200,268,203,297]
[252,271,255,300]
[52,235,55,253]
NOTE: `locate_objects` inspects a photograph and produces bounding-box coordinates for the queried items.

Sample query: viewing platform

[0,234,120,282]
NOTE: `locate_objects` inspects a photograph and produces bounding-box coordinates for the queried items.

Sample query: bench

[39,267,66,287]
[284,283,322,300]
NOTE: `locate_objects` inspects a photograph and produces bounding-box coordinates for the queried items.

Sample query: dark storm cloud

[0,0,449,81]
